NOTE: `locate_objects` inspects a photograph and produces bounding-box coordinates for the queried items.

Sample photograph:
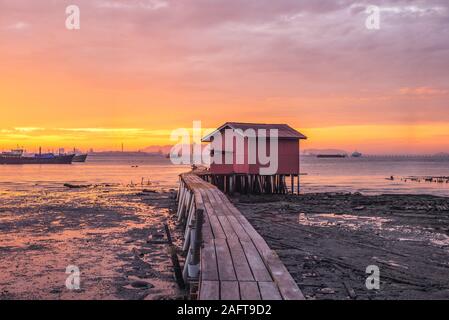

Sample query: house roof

[202,122,307,142]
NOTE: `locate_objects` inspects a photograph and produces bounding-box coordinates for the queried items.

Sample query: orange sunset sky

[1,0,449,154]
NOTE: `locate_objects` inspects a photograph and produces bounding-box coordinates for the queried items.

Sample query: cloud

[57,128,144,133]
[54,128,178,138]
[379,5,447,17]
[1,0,449,136]
[96,0,169,10]
[13,127,44,132]
[399,87,449,96]
[6,21,29,30]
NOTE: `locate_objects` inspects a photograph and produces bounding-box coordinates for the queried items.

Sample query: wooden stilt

[176,177,181,201]
[178,191,191,222]
[164,223,185,289]
[182,199,196,251]
[291,175,294,194]
[203,172,302,195]
[297,175,300,195]
[176,185,186,218]
[190,209,203,267]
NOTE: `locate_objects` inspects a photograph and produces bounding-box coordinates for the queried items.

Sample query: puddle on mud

[298,212,449,248]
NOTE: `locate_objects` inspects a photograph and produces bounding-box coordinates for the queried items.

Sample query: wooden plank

[201,215,214,242]
[205,188,218,205]
[201,189,239,240]
[233,206,303,299]
[239,282,261,300]
[208,214,226,239]
[208,188,257,242]
[233,213,273,257]
[214,191,241,214]
[202,191,226,239]
[214,239,237,281]
[182,173,305,301]
[258,282,282,300]
[209,190,231,215]
[199,280,220,300]
[217,215,237,239]
[264,251,305,300]
[239,240,272,282]
[227,238,254,281]
[203,189,226,216]
[193,189,204,207]
[216,193,266,243]
[204,189,225,216]
[211,191,252,242]
[224,215,251,242]
[201,241,219,281]
[193,190,214,241]
[220,281,240,300]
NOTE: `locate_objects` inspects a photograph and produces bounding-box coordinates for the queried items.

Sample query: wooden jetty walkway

[177,173,304,300]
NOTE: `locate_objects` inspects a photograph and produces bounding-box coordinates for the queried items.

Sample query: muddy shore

[232,192,449,300]
[0,185,183,300]
[3,180,449,300]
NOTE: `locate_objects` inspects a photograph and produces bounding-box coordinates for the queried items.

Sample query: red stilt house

[201,122,307,194]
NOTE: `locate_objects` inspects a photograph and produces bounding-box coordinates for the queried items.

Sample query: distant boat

[352,151,363,158]
[72,154,88,162]
[0,149,74,165]
[316,154,347,158]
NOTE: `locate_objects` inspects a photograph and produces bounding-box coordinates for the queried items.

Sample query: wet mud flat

[0,185,183,300]
[232,193,449,300]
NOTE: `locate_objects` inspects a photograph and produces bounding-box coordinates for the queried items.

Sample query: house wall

[209,128,234,174]
[277,139,300,175]
[232,136,250,174]
[245,138,299,175]
[208,129,300,175]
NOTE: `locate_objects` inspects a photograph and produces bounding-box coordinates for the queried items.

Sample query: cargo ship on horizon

[0,149,75,165]
[316,154,348,158]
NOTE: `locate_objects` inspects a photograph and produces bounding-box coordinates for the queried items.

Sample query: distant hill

[142,144,207,155]
[90,151,163,156]
[141,145,173,154]
[433,152,449,157]
[303,149,348,156]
